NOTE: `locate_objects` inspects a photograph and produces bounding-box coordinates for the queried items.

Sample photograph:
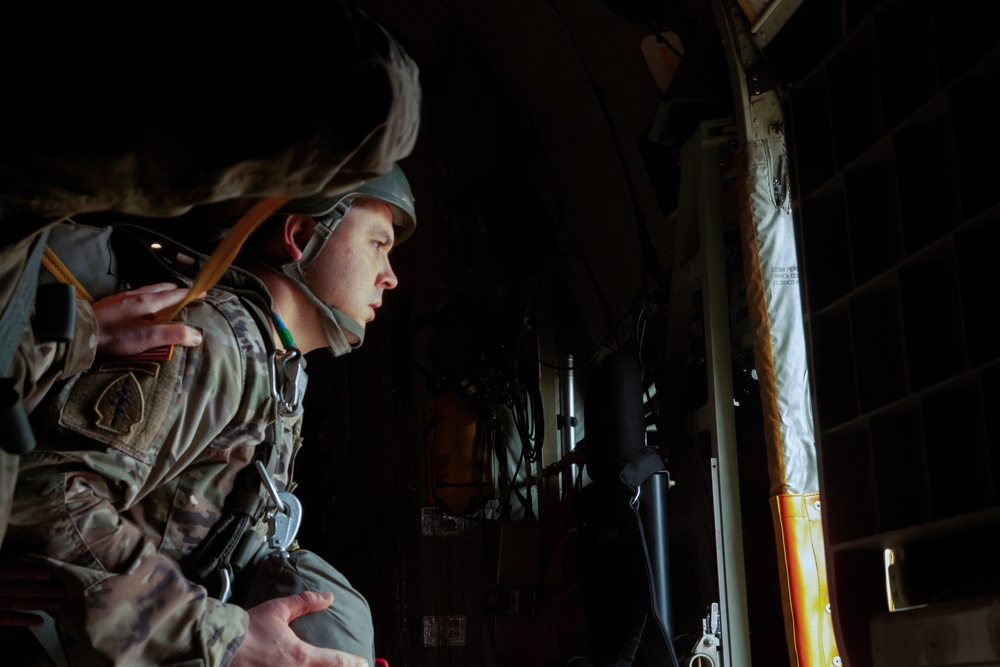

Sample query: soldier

[2,165,417,667]
[0,1,421,554]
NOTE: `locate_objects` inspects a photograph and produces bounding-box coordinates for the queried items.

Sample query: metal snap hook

[256,460,286,514]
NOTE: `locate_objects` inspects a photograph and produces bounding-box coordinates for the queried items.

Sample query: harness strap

[0,229,50,455]
[185,435,279,594]
[0,231,49,363]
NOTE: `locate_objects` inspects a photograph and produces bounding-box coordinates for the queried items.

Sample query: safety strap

[184,343,292,600]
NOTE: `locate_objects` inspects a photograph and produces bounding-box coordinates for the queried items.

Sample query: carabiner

[269,348,305,415]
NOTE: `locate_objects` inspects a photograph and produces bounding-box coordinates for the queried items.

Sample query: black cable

[495,420,537,521]
[524,280,647,372]
[544,0,663,297]
[496,282,545,464]
[506,444,537,521]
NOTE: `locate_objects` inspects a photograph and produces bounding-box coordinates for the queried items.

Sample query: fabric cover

[233,549,375,665]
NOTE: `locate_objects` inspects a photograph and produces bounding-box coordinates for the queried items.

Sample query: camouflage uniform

[6,286,301,666]
[0,8,419,660]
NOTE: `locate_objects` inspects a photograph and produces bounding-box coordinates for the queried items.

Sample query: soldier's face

[305,199,399,329]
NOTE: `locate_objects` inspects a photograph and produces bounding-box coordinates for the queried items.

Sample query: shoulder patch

[58,349,188,463]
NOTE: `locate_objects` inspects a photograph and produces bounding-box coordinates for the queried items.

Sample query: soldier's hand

[91,283,204,357]
[0,559,65,627]
[234,591,369,667]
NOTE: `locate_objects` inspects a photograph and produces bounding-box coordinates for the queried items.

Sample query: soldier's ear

[281,215,316,262]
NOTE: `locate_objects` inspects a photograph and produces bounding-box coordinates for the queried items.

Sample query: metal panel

[666,118,751,667]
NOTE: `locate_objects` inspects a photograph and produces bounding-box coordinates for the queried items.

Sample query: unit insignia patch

[94,372,145,434]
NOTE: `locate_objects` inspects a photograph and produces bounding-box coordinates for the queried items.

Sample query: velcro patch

[59,351,184,463]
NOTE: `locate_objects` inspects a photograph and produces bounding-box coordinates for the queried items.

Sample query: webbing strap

[185,442,274,588]
[185,348,293,595]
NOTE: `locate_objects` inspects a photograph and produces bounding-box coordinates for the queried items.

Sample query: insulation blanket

[737,138,817,497]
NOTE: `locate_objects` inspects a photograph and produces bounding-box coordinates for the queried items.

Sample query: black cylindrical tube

[640,470,673,638]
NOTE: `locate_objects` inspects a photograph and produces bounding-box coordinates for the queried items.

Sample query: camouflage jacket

[13,298,101,413]
[6,289,303,666]
[0,298,100,546]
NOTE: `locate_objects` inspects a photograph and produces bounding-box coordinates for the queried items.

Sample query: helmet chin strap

[323,306,366,355]
[280,261,365,357]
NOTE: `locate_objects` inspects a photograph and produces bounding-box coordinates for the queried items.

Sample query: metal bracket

[686,603,723,666]
[267,491,302,552]
[746,70,776,102]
